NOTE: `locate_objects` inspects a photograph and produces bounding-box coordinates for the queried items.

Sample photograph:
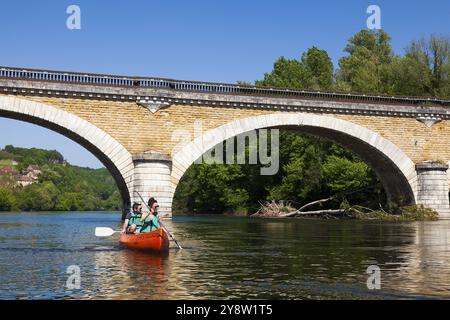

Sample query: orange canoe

[119,228,169,253]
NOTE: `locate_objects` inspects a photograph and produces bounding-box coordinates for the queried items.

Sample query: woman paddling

[140,197,161,233]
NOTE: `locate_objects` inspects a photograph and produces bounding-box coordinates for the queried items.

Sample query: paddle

[95,227,119,237]
[136,192,183,250]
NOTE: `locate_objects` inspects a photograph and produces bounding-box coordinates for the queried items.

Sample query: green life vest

[128,211,143,229]
[140,214,160,233]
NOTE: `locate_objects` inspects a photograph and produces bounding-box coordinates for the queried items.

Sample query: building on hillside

[0,166,18,176]
[27,165,41,174]
[25,165,41,180]
[16,175,34,187]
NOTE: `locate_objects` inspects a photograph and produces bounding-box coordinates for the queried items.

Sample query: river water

[0,211,450,300]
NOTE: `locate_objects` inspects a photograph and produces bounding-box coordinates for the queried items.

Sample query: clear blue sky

[1,0,449,168]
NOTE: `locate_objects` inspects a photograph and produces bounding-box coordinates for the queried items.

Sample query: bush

[0,188,16,211]
[351,205,439,221]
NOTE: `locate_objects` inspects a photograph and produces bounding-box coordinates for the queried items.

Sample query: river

[0,211,450,299]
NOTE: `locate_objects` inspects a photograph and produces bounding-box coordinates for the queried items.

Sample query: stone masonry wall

[4,94,449,169]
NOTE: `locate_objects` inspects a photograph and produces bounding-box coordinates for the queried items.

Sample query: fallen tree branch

[252,185,380,218]
[297,196,335,212]
[287,185,378,214]
[279,209,346,217]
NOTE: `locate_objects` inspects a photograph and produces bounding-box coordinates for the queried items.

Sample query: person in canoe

[121,202,144,234]
[140,197,161,233]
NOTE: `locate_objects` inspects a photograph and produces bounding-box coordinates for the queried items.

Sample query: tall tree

[256,56,309,88]
[337,29,394,93]
[256,46,334,90]
[404,35,450,97]
[301,46,334,90]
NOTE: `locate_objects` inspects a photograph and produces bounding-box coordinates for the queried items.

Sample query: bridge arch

[172,113,418,207]
[0,96,134,209]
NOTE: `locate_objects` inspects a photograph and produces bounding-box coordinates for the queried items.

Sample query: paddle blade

[95,227,116,237]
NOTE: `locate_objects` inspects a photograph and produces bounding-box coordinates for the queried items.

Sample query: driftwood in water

[295,196,335,212]
[278,209,346,218]
[252,185,378,218]
[251,200,296,217]
[252,198,344,218]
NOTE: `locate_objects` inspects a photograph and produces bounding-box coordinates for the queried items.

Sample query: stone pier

[131,151,173,218]
[416,161,450,218]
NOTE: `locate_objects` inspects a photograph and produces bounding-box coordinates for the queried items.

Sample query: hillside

[0,145,121,211]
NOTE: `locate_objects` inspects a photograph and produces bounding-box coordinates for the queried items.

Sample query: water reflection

[380,221,450,297]
[89,249,168,299]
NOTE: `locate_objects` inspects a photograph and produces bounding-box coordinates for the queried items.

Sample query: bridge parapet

[2,65,450,107]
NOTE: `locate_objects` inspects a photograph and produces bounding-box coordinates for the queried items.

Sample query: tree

[404,35,450,97]
[301,46,334,90]
[256,56,309,88]
[322,155,371,192]
[17,181,59,211]
[267,133,328,203]
[175,163,250,214]
[0,187,16,211]
[256,46,334,91]
[386,55,431,96]
[337,29,394,93]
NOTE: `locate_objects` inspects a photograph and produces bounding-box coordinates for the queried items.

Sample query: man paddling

[121,202,144,234]
[139,197,161,233]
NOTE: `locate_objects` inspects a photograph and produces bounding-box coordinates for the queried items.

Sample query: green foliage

[336,30,450,98]
[386,55,432,96]
[268,133,327,203]
[352,205,439,221]
[0,146,121,211]
[256,46,334,90]
[337,29,394,93]
[0,187,16,211]
[322,156,371,192]
[301,46,334,90]
[256,56,308,88]
[3,145,64,171]
[403,35,450,97]
[266,133,381,209]
[256,29,450,98]
[17,181,59,211]
[174,163,251,214]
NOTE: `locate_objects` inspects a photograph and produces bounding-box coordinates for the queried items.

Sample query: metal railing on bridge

[1,66,450,107]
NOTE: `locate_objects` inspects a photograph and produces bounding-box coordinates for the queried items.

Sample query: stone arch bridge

[1,67,450,218]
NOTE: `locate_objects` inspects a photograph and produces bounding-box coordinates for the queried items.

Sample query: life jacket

[128,211,143,228]
[139,214,160,233]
